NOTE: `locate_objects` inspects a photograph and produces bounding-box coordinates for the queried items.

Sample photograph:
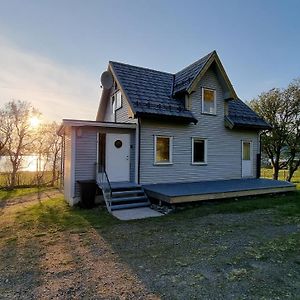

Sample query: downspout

[257,131,263,178]
[138,117,141,185]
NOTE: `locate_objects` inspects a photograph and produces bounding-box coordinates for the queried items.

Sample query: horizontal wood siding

[115,96,136,123]
[140,67,258,184]
[104,86,137,124]
[63,128,73,202]
[74,127,136,196]
[74,127,98,197]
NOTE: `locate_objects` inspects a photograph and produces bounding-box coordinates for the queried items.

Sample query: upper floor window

[154,136,173,165]
[112,91,122,111]
[202,88,216,115]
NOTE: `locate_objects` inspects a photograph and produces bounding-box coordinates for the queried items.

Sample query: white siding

[63,127,75,205]
[74,127,136,197]
[139,67,259,184]
[115,96,136,123]
[104,98,114,122]
[104,86,137,123]
[74,127,98,197]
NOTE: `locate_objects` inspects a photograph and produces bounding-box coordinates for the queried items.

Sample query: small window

[154,136,173,164]
[202,88,216,115]
[243,142,251,160]
[114,91,122,110]
[192,138,207,164]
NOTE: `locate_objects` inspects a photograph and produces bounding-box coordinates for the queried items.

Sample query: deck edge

[145,186,296,204]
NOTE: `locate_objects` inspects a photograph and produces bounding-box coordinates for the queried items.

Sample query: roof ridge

[109,60,173,76]
[175,50,216,75]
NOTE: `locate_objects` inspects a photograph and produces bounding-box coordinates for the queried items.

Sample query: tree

[283,80,300,181]
[48,122,62,187]
[249,80,300,181]
[0,109,12,154]
[1,100,40,189]
[34,122,62,187]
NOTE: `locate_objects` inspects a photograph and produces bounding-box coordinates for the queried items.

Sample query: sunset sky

[0,0,299,122]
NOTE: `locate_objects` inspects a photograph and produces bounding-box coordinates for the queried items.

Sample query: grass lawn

[0,186,52,201]
[261,168,300,189]
[0,180,299,299]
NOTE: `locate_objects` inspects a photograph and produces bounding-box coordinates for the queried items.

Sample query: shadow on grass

[11,190,300,298]
[0,227,44,298]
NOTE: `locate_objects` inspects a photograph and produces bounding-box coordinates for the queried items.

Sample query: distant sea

[0,155,49,172]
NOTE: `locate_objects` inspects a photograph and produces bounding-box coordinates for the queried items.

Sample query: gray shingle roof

[226,99,271,130]
[173,51,214,94]
[109,54,270,129]
[110,61,197,123]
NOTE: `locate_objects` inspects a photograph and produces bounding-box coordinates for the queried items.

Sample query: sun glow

[29,116,40,128]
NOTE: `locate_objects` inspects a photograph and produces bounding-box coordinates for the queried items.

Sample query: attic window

[112,91,122,111]
[202,88,216,115]
[115,91,122,110]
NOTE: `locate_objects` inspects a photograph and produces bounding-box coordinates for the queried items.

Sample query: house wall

[63,127,75,205]
[104,98,114,122]
[139,67,259,184]
[74,127,136,198]
[103,82,137,124]
[115,95,136,123]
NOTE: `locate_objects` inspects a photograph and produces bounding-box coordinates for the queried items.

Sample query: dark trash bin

[77,180,97,209]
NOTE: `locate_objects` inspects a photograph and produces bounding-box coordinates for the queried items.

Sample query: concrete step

[112,189,144,197]
[111,195,148,203]
[111,184,142,192]
[110,201,150,211]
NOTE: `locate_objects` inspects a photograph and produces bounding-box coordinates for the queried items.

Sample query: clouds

[0,36,100,122]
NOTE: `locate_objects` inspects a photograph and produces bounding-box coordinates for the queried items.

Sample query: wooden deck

[143,178,296,204]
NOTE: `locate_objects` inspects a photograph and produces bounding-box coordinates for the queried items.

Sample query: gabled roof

[225,99,271,130]
[109,61,197,123]
[173,51,214,94]
[102,51,269,129]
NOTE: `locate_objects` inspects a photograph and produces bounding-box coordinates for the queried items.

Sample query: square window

[192,138,207,164]
[155,136,172,164]
[202,88,216,114]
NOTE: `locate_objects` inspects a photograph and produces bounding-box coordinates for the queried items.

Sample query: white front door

[242,141,253,178]
[106,133,130,182]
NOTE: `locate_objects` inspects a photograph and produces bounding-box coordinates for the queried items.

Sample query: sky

[0,0,299,122]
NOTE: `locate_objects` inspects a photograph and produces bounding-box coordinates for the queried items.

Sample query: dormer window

[202,88,216,115]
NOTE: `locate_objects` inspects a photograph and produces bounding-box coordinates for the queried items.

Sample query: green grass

[7,189,298,235]
[1,181,299,299]
[261,167,300,189]
[0,187,51,201]
[14,196,119,233]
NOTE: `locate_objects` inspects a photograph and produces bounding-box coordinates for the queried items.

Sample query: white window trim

[154,135,173,165]
[201,87,216,115]
[115,90,122,111]
[111,90,122,112]
[191,137,207,165]
[242,140,253,161]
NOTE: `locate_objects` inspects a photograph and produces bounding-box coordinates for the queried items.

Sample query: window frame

[154,135,173,165]
[114,90,122,111]
[191,137,207,165]
[242,140,252,161]
[201,87,216,115]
